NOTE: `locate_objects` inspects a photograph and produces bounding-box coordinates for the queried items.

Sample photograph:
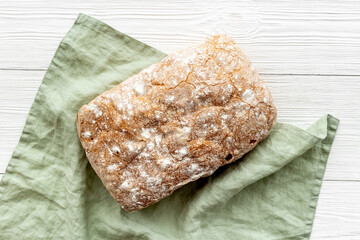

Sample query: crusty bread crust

[77,35,277,212]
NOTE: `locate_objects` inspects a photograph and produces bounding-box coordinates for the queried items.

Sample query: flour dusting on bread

[76,35,277,212]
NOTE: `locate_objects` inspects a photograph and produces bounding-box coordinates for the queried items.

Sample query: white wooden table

[0,1,359,238]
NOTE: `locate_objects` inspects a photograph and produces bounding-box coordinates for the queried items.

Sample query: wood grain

[0,0,360,75]
[311,181,360,239]
[0,0,359,238]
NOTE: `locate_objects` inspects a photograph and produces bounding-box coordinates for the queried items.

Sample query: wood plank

[312,181,360,239]
[0,1,359,237]
[0,70,359,180]
[0,0,360,75]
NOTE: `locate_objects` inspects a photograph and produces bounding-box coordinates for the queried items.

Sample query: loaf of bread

[76,35,277,212]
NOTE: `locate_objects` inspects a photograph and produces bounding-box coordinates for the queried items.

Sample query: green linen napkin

[0,14,339,240]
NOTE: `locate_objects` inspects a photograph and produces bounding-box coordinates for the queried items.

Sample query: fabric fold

[180,115,334,226]
[0,14,339,240]
[179,114,339,239]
